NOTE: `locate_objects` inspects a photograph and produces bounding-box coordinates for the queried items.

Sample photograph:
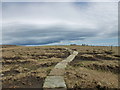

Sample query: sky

[2,1,118,46]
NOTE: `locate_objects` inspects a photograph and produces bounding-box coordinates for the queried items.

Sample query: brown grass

[2,45,70,88]
[65,66,118,89]
[64,45,119,89]
[1,45,119,88]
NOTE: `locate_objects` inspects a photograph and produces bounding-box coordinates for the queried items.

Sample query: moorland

[1,45,119,89]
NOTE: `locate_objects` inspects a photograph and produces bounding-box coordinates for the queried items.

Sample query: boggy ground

[1,45,70,88]
[1,45,120,89]
[64,45,119,89]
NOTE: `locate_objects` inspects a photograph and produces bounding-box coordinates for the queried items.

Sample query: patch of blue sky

[47,37,118,46]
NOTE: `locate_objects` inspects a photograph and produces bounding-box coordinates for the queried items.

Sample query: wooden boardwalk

[43,50,78,89]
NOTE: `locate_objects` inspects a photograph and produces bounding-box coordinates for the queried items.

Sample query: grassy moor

[1,45,119,89]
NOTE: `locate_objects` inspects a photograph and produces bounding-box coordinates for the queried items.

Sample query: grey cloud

[2,2,118,45]
[2,24,97,45]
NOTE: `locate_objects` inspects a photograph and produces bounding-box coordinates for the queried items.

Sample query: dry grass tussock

[64,46,119,89]
[2,45,70,88]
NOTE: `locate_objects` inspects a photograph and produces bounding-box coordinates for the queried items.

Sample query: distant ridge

[1,45,18,48]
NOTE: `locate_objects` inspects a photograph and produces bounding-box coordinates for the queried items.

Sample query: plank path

[43,49,78,89]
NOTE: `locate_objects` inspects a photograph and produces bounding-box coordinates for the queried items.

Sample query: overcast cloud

[2,2,118,46]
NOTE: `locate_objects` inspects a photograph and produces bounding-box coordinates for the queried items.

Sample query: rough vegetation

[64,45,119,89]
[1,45,119,89]
[1,45,70,88]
